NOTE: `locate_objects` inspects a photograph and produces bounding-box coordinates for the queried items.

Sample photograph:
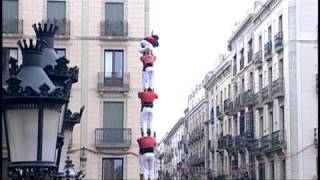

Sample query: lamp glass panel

[7,109,38,162]
[42,108,61,162]
[58,105,66,133]
[58,129,71,173]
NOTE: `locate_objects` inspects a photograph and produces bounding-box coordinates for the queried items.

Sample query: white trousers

[140,107,153,136]
[142,153,155,180]
[139,154,144,175]
[142,66,154,90]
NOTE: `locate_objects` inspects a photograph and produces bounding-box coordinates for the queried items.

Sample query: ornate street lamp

[2,39,68,179]
[32,22,82,175]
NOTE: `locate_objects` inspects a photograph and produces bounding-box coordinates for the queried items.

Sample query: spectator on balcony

[137,133,156,180]
[138,90,158,137]
[140,53,156,91]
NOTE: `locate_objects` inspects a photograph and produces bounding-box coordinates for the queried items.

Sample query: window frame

[102,157,124,180]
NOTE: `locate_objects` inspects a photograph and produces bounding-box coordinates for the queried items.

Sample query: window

[280,106,285,130]
[55,48,66,58]
[2,48,18,85]
[259,74,263,91]
[239,112,245,135]
[279,60,284,78]
[47,1,66,35]
[103,102,124,143]
[281,159,286,180]
[268,67,273,85]
[104,50,124,86]
[105,3,125,36]
[102,158,123,180]
[258,36,262,50]
[278,15,283,32]
[259,110,264,136]
[250,72,254,89]
[269,111,273,133]
[228,84,231,98]
[233,55,237,75]
[270,161,275,180]
[241,79,245,93]
[3,0,18,34]
[258,161,265,180]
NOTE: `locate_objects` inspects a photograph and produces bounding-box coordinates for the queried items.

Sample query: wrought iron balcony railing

[260,134,271,151]
[98,72,130,92]
[254,50,262,68]
[244,89,254,106]
[264,41,273,61]
[95,128,131,148]
[45,18,70,37]
[248,49,253,63]
[2,18,23,36]
[251,139,260,153]
[274,31,283,52]
[262,85,272,104]
[253,91,263,108]
[100,20,128,38]
[271,77,284,98]
[270,130,286,151]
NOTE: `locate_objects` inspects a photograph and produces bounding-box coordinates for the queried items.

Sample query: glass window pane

[114,51,123,77]
[3,0,18,19]
[103,158,123,180]
[55,48,66,58]
[105,3,124,22]
[47,1,66,20]
[104,51,113,77]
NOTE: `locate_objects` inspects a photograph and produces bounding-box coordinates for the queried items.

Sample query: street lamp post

[2,39,68,179]
[3,22,83,179]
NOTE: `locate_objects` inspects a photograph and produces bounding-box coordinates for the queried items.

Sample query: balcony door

[103,102,124,144]
[105,3,124,36]
[47,1,66,35]
[3,0,18,34]
[102,158,123,180]
[104,50,123,86]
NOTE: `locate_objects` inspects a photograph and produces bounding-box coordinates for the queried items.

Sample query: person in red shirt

[137,133,156,180]
[138,90,158,137]
[140,52,156,91]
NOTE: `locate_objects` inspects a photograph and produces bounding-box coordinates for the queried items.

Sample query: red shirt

[140,54,156,64]
[137,136,156,149]
[138,91,158,103]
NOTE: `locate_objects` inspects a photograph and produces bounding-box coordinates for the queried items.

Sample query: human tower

[137,33,159,180]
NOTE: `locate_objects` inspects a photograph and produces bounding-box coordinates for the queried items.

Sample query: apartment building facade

[183,84,208,179]
[203,55,233,179]
[157,118,185,180]
[202,0,318,179]
[2,0,150,179]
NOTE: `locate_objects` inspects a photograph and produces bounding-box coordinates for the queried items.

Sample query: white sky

[149,0,256,141]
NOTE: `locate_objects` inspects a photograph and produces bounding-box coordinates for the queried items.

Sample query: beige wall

[3,0,148,179]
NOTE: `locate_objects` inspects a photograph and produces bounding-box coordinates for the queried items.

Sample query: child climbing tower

[137,33,159,180]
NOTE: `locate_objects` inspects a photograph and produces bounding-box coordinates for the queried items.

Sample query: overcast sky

[149,0,256,141]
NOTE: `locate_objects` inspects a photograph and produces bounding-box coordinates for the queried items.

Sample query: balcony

[269,130,286,152]
[272,78,284,98]
[274,31,283,52]
[2,18,23,37]
[253,92,263,108]
[100,20,128,39]
[224,98,231,114]
[216,106,224,120]
[45,18,71,38]
[95,128,131,148]
[248,49,253,63]
[244,89,254,106]
[251,139,261,154]
[264,41,272,61]
[314,128,318,148]
[254,50,262,68]
[217,135,225,152]
[260,134,271,151]
[262,86,272,104]
[98,72,130,92]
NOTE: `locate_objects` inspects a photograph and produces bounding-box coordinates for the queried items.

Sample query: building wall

[2,0,149,179]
